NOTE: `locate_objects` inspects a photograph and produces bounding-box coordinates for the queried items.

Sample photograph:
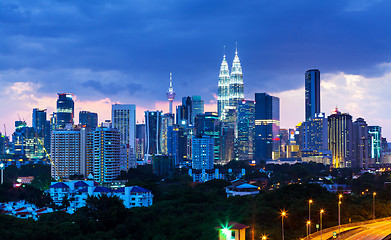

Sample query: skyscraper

[145,110,163,157]
[79,111,98,128]
[51,127,83,180]
[218,54,230,121]
[236,100,255,161]
[254,93,280,161]
[166,73,176,114]
[32,108,50,152]
[229,47,244,108]
[368,126,382,164]
[352,117,369,169]
[56,93,74,128]
[328,108,353,168]
[111,104,136,152]
[305,69,320,121]
[191,95,204,123]
[92,126,121,182]
[194,112,221,163]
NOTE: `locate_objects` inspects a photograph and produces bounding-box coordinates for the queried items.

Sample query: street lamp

[308,199,313,235]
[338,194,342,237]
[0,162,4,184]
[320,209,325,240]
[261,235,267,240]
[373,192,376,220]
[281,210,287,240]
[306,220,311,240]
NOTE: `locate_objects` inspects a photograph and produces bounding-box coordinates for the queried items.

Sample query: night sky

[1,0,391,137]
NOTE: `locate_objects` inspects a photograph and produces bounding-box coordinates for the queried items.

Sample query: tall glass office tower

[218,54,230,120]
[254,93,280,161]
[305,69,320,121]
[229,48,244,108]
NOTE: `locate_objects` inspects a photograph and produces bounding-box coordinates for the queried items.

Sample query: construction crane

[34,131,62,181]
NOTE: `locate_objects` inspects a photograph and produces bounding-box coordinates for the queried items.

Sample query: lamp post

[373,192,376,220]
[0,162,4,184]
[281,211,286,240]
[306,220,311,240]
[320,209,324,240]
[308,199,313,235]
[261,235,267,240]
[338,194,342,238]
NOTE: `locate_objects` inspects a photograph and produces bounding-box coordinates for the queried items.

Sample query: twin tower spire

[217,45,244,121]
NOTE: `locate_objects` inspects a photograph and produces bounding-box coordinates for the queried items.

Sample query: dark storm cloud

[0,0,390,103]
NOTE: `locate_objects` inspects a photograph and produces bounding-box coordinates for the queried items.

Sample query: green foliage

[2,168,391,240]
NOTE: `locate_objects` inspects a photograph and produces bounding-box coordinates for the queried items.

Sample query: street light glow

[320,209,324,214]
[309,199,313,204]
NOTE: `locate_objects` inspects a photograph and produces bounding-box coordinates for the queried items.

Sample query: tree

[82,194,128,230]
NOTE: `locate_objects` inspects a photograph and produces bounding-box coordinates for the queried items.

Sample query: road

[310,219,391,240]
[344,220,391,240]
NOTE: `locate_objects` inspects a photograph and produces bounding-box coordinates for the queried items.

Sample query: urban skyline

[0,1,391,138]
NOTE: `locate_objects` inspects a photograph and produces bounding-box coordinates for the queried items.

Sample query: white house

[49,180,153,210]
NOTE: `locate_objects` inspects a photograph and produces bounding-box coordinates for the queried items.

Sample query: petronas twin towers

[217,47,244,121]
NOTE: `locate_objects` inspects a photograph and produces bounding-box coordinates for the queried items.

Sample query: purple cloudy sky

[0,0,391,137]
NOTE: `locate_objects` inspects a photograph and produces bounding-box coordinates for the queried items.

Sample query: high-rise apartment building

[111,104,136,152]
[328,108,353,168]
[92,126,121,182]
[79,111,98,128]
[51,127,84,180]
[56,93,74,128]
[254,93,280,161]
[305,69,320,121]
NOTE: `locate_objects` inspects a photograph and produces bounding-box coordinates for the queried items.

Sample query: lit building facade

[111,104,136,153]
[218,54,230,121]
[166,73,176,114]
[56,93,74,128]
[32,108,51,153]
[92,126,121,182]
[79,111,98,128]
[235,100,255,161]
[352,117,369,169]
[192,136,214,170]
[229,48,244,108]
[305,69,320,121]
[368,126,382,164]
[302,113,328,151]
[50,127,83,180]
[145,110,163,157]
[194,112,221,163]
[191,95,204,123]
[328,108,353,168]
[254,93,280,161]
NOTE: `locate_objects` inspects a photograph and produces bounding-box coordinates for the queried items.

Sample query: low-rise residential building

[49,180,153,210]
[188,168,246,182]
[225,180,260,197]
[0,200,55,220]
